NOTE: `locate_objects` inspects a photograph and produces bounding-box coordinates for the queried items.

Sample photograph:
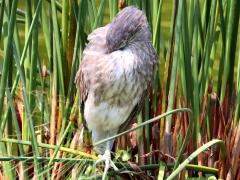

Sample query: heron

[75,6,158,179]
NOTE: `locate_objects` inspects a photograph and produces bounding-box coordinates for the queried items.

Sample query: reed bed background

[0,0,239,179]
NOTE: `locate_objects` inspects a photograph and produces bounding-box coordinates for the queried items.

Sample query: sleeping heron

[75,6,158,179]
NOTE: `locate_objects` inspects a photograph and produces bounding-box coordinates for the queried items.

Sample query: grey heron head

[106,6,150,52]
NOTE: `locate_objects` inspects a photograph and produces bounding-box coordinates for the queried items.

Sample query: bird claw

[94,150,118,180]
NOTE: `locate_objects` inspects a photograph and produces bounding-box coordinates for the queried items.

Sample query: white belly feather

[84,93,138,131]
[84,50,142,132]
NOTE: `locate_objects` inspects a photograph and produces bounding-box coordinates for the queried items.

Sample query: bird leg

[94,141,118,179]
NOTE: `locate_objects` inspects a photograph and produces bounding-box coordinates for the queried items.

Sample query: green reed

[0,0,239,179]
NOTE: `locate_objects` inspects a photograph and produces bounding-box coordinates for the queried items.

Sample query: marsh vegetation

[0,0,239,179]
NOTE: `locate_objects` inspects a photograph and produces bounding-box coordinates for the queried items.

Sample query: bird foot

[95,150,118,180]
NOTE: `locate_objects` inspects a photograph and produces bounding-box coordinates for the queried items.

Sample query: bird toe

[94,150,118,179]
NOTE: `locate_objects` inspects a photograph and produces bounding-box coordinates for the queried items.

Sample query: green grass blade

[29,0,40,115]
[158,161,166,180]
[234,47,240,126]
[0,138,99,160]
[10,0,42,97]
[51,0,65,96]
[137,113,144,165]
[40,1,50,59]
[220,0,240,115]
[0,0,5,42]
[0,1,18,179]
[191,0,201,148]
[199,0,217,104]
[0,0,17,125]
[165,0,183,155]
[93,0,106,29]
[6,89,29,179]
[61,0,86,136]
[48,121,72,166]
[13,26,43,180]
[166,139,226,180]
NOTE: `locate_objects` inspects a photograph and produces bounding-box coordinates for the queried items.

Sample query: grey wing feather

[75,26,108,114]
[75,64,88,115]
[118,90,147,132]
